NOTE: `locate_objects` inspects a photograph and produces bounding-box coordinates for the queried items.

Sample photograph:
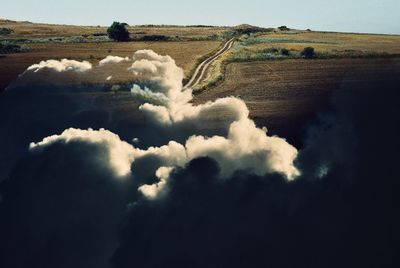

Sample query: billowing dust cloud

[25,50,300,200]
[2,48,400,268]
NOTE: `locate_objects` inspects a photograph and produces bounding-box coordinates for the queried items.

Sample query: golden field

[0,19,229,39]
[232,30,400,57]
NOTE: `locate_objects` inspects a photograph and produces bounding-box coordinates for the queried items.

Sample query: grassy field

[233,31,400,58]
[223,31,400,65]
[0,19,229,39]
[194,30,400,90]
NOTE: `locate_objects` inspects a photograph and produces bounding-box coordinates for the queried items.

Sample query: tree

[301,47,316,59]
[107,22,130,41]
[234,24,270,34]
[278,26,290,31]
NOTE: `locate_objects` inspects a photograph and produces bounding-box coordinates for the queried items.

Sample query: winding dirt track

[183,38,235,89]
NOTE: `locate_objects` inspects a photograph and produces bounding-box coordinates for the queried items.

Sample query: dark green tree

[278,26,290,31]
[301,47,316,59]
[107,22,130,41]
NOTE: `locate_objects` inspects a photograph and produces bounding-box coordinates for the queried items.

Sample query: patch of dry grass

[193,31,400,91]
[0,19,230,39]
[245,31,400,54]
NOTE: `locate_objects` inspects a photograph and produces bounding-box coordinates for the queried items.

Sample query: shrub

[234,24,272,34]
[107,22,130,41]
[263,47,279,54]
[140,35,169,41]
[301,47,315,58]
[93,33,107,36]
[278,26,290,31]
[0,41,30,54]
[280,48,290,56]
[0,28,14,35]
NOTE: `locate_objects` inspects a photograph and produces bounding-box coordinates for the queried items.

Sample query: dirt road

[183,38,235,89]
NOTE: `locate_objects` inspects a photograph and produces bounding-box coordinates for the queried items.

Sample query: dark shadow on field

[111,76,400,268]
[256,58,400,148]
[194,58,400,148]
[0,86,230,182]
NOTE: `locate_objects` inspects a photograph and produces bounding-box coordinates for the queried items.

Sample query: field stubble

[0,41,221,90]
[194,58,400,146]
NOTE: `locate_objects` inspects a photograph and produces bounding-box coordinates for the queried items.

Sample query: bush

[278,26,290,31]
[140,35,169,41]
[0,41,30,54]
[93,33,107,36]
[280,48,290,56]
[301,47,315,58]
[107,22,130,41]
[0,28,14,35]
[234,24,272,34]
[263,47,279,54]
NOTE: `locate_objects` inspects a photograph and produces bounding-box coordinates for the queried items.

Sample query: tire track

[183,38,235,90]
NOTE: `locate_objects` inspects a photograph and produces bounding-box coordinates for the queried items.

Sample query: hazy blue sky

[2,0,400,34]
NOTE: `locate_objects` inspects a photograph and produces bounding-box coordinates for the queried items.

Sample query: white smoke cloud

[27,49,301,199]
[138,166,174,199]
[126,50,248,125]
[30,121,299,188]
[130,84,169,105]
[129,50,187,102]
[99,56,130,66]
[27,59,92,73]
[186,118,299,179]
[29,128,135,177]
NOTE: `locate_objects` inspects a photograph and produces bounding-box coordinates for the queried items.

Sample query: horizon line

[2,17,399,36]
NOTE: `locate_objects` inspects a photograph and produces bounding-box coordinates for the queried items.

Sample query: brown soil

[0,41,221,90]
[194,58,400,146]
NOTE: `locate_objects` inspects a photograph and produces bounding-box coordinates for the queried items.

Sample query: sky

[2,0,400,34]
